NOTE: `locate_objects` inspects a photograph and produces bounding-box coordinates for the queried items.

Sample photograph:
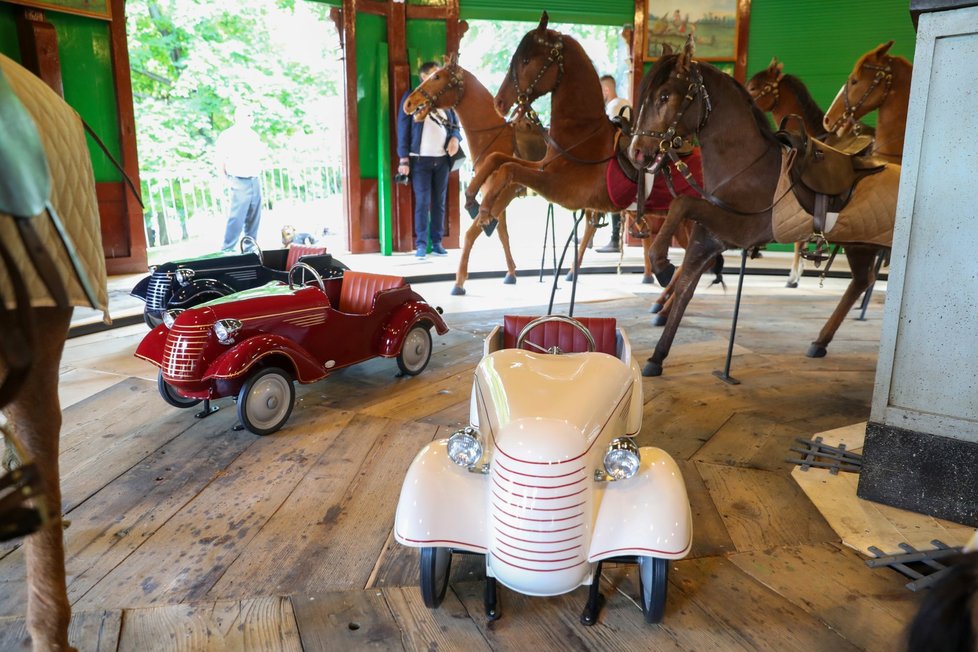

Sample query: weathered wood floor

[0,278,924,651]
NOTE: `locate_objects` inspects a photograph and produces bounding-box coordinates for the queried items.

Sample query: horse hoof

[806,344,827,358]
[503,274,516,285]
[642,274,655,285]
[785,280,799,289]
[652,314,667,327]
[465,200,480,219]
[451,286,466,296]
[654,263,676,288]
[649,303,663,314]
[642,360,663,377]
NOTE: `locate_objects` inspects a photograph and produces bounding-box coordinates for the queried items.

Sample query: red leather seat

[286,244,327,270]
[338,271,407,314]
[502,315,618,356]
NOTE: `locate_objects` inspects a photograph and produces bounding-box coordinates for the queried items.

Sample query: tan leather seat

[502,315,618,356]
[338,270,406,314]
[286,244,327,270]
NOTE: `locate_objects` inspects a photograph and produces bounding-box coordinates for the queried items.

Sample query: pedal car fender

[588,446,692,562]
[133,324,169,366]
[170,278,234,308]
[130,275,151,300]
[394,439,488,554]
[379,301,449,357]
[202,335,326,383]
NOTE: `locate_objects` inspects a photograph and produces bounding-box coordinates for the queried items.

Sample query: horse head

[630,36,707,171]
[824,41,895,134]
[493,11,565,120]
[403,57,465,122]
[745,56,784,112]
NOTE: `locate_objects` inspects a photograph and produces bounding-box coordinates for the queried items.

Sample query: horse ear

[538,11,549,32]
[661,43,674,56]
[873,40,894,59]
[676,35,695,73]
[768,56,782,73]
[450,52,458,65]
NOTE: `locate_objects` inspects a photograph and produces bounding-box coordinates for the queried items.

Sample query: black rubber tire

[157,370,201,408]
[237,367,295,435]
[419,546,452,608]
[397,324,432,376]
[639,556,669,624]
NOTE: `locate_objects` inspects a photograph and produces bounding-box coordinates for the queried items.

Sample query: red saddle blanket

[606,147,703,212]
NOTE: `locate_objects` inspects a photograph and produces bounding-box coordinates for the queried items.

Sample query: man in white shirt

[217,106,266,251]
[596,75,632,253]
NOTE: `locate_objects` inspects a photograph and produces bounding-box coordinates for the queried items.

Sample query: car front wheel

[397,324,432,376]
[158,370,202,408]
[419,546,452,608]
[237,367,295,436]
[638,556,669,624]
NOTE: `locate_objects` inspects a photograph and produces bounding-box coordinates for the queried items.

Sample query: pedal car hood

[474,349,635,460]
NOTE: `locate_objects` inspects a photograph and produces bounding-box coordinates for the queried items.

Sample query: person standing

[217,106,266,252]
[397,61,463,259]
[596,74,632,253]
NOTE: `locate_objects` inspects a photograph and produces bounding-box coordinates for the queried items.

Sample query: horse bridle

[633,63,712,160]
[415,63,465,113]
[827,58,892,133]
[509,32,564,125]
[751,77,781,109]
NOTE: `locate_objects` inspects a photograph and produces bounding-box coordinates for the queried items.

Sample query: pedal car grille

[162,324,211,381]
[145,272,173,311]
[489,454,589,580]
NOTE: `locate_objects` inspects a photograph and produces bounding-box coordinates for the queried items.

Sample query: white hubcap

[402,328,430,370]
[247,374,290,429]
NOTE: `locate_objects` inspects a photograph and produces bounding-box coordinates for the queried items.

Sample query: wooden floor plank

[291,590,404,651]
[0,609,122,652]
[677,460,736,559]
[384,585,492,652]
[697,462,838,552]
[118,597,301,652]
[728,542,919,652]
[692,411,804,473]
[366,530,486,591]
[208,416,439,599]
[74,408,356,609]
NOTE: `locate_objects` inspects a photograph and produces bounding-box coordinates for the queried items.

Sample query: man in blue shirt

[397,61,463,258]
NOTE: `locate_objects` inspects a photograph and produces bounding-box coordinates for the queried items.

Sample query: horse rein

[826,58,893,134]
[508,32,564,125]
[414,64,466,114]
[632,63,712,158]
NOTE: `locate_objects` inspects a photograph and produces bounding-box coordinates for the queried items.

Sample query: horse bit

[415,64,465,113]
[827,58,892,134]
[510,32,564,125]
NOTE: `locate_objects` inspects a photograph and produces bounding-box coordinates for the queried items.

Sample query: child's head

[281,225,297,246]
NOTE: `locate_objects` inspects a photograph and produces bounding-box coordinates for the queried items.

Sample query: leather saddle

[775,117,886,238]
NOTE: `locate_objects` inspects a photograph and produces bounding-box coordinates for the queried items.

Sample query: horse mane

[779,74,826,132]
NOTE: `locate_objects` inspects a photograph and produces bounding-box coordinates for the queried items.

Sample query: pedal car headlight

[213,319,242,345]
[162,309,183,329]
[603,437,640,480]
[174,268,195,286]
[447,427,482,468]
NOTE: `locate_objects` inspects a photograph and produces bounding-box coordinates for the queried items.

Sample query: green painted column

[377,41,393,256]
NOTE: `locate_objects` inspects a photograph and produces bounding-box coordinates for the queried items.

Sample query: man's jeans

[222,175,262,251]
[411,156,449,249]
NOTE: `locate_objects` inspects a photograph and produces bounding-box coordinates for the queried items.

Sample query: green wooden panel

[356,12,386,179]
[377,41,393,255]
[406,19,445,87]
[49,11,120,181]
[460,0,633,26]
[0,4,20,61]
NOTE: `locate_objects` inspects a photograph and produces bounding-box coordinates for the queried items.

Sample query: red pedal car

[135,266,448,435]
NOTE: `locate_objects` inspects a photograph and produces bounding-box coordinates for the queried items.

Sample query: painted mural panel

[647,0,737,60]
[1,0,110,21]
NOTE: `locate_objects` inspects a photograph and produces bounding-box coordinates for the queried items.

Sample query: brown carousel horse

[403,59,547,295]
[0,54,108,650]
[630,38,900,377]
[746,57,876,288]
[823,41,911,163]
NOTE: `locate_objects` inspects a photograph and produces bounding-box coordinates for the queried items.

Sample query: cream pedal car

[394,315,692,624]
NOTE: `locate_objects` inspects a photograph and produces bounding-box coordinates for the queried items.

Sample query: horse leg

[651,264,682,323]
[806,245,879,358]
[452,217,484,295]
[645,226,725,376]
[466,153,528,213]
[496,211,518,284]
[569,214,599,281]
[5,307,73,651]
[787,241,804,288]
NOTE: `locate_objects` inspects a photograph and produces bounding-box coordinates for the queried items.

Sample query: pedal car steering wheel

[516,315,595,355]
[288,262,326,293]
[239,236,263,265]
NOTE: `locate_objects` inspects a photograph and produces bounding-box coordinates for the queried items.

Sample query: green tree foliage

[126,0,342,175]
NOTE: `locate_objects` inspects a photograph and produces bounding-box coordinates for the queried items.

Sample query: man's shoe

[595,240,620,253]
[415,246,427,259]
[431,244,448,256]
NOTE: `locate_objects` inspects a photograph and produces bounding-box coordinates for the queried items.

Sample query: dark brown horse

[630,39,895,377]
[823,41,911,163]
[403,61,546,295]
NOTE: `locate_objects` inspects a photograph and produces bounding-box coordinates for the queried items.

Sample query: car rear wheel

[638,556,669,624]
[157,370,202,408]
[237,367,295,436]
[397,324,432,376]
[419,546,452,608]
